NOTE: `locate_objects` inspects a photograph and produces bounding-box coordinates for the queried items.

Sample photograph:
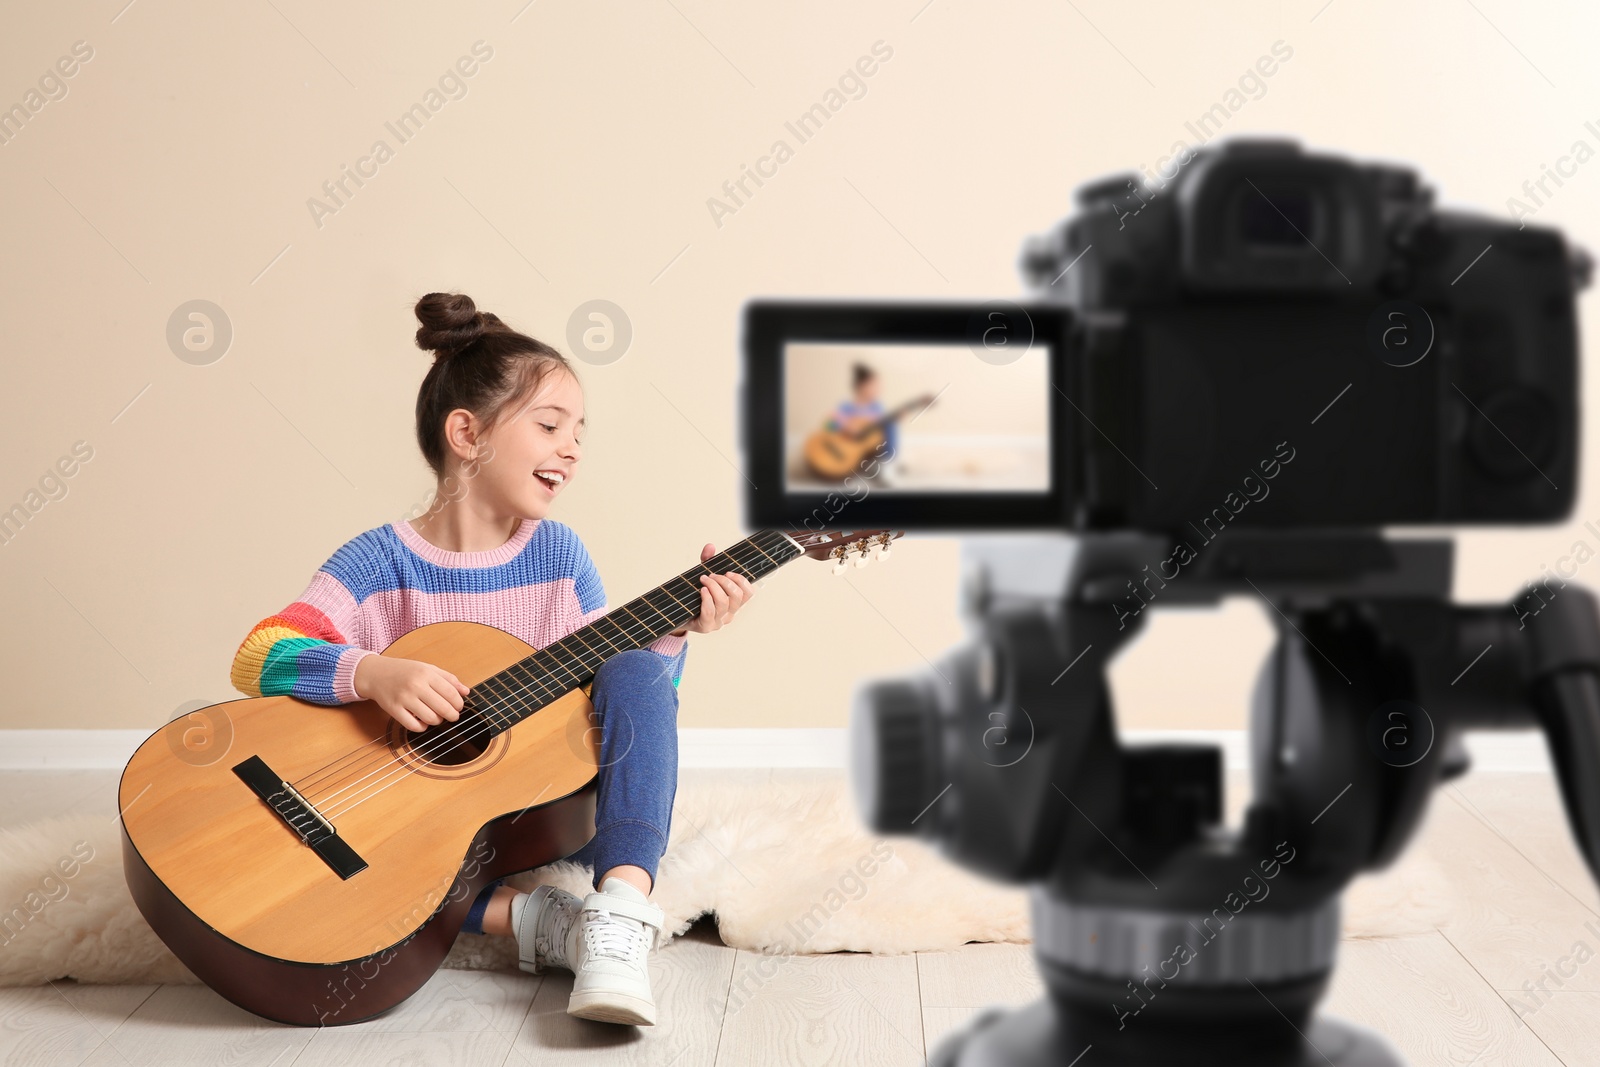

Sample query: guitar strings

[305,557,726,813]
[312,587,675,817]
[292,538,778,801]
[286,606,646,798]
[300,539,784,822]
[289,606,641,801]
[307,575,697,818]
[273,532,809,832]
[311,540,779,822]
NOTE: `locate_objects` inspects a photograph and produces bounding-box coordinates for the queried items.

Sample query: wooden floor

[2,768,1598,1066]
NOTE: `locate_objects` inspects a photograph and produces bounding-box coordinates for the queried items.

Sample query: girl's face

[855,376,880,404]
[480,368,585,519]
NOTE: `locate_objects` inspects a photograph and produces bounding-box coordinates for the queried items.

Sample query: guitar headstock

[787,529,904,576]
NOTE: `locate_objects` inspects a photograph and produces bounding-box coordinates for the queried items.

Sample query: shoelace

[582,906,644,964]
[538,897,580,967]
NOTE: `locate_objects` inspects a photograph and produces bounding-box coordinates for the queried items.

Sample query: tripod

[920,530,1600,1066]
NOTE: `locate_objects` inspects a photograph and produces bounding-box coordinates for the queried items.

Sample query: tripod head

[852,529,1600,1064]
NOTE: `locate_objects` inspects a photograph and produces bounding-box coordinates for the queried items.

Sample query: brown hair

[412,291,577,477]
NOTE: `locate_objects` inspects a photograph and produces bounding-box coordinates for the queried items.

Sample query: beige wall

[782,343,1050,439]
[2,2,1597,733]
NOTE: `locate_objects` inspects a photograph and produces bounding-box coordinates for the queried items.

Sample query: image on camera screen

[782,341,1051,494]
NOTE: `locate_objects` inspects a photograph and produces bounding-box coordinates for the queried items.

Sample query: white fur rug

[0,769,1457,986]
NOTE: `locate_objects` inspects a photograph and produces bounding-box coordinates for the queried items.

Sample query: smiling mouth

[533,469,566,491]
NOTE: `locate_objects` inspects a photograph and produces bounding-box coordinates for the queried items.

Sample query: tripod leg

[1522,587,1600,884]
[1533,670,1600,882]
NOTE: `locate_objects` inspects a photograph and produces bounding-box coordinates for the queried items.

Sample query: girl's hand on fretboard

[671,542,755,636]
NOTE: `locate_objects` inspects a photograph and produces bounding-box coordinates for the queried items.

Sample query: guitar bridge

[233,755,368,880]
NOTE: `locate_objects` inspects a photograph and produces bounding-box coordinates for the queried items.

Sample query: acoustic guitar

[802,393,936,481]
[118,526,900,1026]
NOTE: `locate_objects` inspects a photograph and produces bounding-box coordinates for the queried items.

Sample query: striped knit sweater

[230,516,688,706]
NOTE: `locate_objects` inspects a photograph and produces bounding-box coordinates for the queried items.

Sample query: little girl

[228,291,753,1027]
[831,362,903,485]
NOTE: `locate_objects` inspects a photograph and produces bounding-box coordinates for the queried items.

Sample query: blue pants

[461,648,679,933]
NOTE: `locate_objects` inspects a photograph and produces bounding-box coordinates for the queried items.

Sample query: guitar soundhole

[408,711,495,767]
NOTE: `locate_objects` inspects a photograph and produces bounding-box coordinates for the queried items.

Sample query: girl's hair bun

[414,291,499,360]
[408,291,572,479]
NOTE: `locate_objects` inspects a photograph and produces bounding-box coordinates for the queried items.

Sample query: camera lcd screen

[741,300,1073,532]
[782,342,1052,494]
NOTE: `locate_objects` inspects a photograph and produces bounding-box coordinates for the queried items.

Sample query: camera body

[745,141,1598,1063]
[741,138,1588,535]
[1025,137,1583,531]
[748,141,1600,1067]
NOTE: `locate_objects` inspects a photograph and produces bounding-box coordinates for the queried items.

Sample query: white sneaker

[567,876,664,1026]
[512,884,584,975]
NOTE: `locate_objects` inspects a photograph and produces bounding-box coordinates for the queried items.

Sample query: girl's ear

[440,407,485,463]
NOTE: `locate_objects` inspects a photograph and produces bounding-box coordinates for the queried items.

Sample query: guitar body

[804,425,886,481]
[802,394,933,481]
[119,620,602,1026]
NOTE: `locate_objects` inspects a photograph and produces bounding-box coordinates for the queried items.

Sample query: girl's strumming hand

[354,654,470,733]
[671,542,755,637]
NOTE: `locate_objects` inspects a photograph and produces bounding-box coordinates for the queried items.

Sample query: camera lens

[849,678,943,835]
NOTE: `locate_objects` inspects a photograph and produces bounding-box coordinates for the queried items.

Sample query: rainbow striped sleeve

[230,555,378,706]
[569,531,689,689]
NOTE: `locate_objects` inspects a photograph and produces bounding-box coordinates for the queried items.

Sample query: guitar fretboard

[470,528,804,732]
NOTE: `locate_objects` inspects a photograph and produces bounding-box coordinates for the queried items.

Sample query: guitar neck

[471,529,805,730]
[861,397,928,435]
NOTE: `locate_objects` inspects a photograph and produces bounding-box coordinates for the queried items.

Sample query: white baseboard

[0,728,1554,773]
[1,730,151,770]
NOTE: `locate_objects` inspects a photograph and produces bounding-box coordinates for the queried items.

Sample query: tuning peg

[869,542,889,562]
[851,549,870,569]
[832,555,849,576]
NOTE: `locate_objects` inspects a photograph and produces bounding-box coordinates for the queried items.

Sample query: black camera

[741,140,1600,1066]
[741,138,1589,534]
